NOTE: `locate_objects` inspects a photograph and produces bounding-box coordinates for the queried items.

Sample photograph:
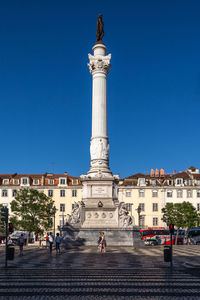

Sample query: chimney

[150,169,154,177]
[41,175,45,186]
[155,169,159,177]
[64,172,67,175]
[160,168,164,177]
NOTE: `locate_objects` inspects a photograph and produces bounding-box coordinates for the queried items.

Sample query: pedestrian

[39,235,43,248]
[55,233,61,254]
[45,233,49,248]
[49,232,54,253]
[18,234,25,256]
[97,232,102,252]
[100,232,106,253]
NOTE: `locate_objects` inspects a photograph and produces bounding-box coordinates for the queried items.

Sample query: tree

[162,201,200,244]
[10,188,55,235]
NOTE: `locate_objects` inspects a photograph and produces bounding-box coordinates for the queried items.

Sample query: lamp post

[136,205,142,227]
[52,206,57,238]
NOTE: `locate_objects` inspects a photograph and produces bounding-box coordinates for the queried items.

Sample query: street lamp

[52,206,57,238]
[136,205,142,226]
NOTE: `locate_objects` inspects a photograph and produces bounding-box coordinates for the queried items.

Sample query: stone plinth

[62,227,136,246]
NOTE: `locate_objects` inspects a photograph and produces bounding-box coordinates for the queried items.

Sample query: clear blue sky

[0,0,200,178]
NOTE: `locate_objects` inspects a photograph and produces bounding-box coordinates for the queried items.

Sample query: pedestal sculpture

[62,15,134,245]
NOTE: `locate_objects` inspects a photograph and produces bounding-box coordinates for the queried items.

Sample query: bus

[140,228,184,245]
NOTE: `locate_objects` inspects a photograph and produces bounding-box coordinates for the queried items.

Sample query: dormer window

[49,179,54,185]
[13,179,19,185]
[72,179,78,185]
[33,179,39,185]
[139,178,145,186]
[21,177,29,185]
[186,179,192,186]
[176,179,183,186]
[196,180,200,186]
[60,178,66,185]
[168,179,173,185]
[151,179,156,186]
[2,179,9,185]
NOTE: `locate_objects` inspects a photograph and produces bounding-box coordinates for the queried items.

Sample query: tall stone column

[87,42,112,178]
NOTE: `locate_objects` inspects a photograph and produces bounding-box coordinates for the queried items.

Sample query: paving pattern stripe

[0,283,200,288]
[0,277,199,282]
[0,289,200,297]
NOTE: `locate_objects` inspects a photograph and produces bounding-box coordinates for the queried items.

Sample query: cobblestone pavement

[0,245,199,269]
[0,246,199,299]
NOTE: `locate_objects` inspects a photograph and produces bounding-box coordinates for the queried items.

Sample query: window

[185,179,192,186]
[197,190,200,198]
[151,179,156,185]
[125,190,131,197]
[176,179,183,185]
[187,190,192,198]
[153,217,158,226]
[13,179,19,185]
[139,203,145,212]
[72,179,78,185]
[60,178,66,185]
[152,190,158,197]
[60,190,65,197]
[139,215,145,227]
[72,190,77,197]
[49,179,54,185]
[48,190,53,197]
[3,179,9,185]
[59,217,64,227]
[177,190,183,198]
[139,189,145,197]
[196,180,200,186]
[197,203,200,212]
[2,190,8,197]
[152,203,158,212]
[12,190,17,197]
[168,179,173,185]
[167,190,173,197]
[33,179,39,185]
[22,178,28,185]
[139,178,145,185]
[60,203,65,212]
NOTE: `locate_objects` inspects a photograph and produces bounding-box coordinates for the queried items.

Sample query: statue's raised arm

[96,14,104,42]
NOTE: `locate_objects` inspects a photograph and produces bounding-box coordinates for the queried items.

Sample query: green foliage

[162,201,200,229]
[10,188,55,234]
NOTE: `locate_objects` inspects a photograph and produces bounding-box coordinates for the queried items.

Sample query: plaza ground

[0,245,200,299]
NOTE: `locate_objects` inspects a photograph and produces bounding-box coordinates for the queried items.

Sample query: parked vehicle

[186,228,200,245]
[144,238,159,246]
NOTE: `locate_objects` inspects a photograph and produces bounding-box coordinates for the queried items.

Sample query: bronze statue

[96,14,104,42]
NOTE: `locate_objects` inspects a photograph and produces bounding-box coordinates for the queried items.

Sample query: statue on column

[96,14,104,42]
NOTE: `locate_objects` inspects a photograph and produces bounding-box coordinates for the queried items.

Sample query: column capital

[88,53,111,75]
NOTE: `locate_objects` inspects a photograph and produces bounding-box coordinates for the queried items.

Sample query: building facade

[0,173,82,232]
[0,166,200,231]
[119,166,200,228]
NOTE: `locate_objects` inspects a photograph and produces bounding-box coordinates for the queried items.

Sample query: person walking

[18,234,25,256]
[97,232,102,252]
[55,233,61,254]
[100,232,106,253]
[49,232,54,253]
